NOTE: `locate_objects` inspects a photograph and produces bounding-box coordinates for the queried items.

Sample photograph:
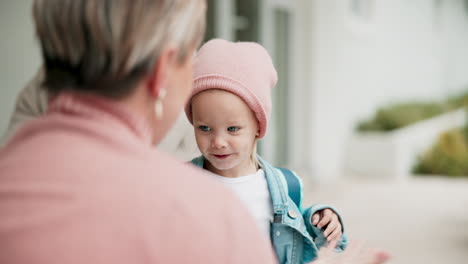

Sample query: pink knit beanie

[185,39,278,138]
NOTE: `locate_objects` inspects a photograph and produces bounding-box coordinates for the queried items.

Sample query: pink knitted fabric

[185,39,278,138]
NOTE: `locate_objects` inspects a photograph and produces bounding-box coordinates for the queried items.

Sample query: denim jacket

[191,156,348,263]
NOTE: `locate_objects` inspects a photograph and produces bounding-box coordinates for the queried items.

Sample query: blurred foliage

[357,90,468,176]
[447,90,468,109]
[357,102,447,131]
[413,124,468,177]
[357,90,468,132]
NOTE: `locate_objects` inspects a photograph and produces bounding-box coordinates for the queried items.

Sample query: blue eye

[199,125,211,132]
[227,126,240,132]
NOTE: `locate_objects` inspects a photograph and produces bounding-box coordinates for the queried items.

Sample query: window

[235,0,260,42]
[203,0,216,43]
[271,8,291,166]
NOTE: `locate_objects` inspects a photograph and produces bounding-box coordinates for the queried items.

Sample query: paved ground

[302,176,468,264]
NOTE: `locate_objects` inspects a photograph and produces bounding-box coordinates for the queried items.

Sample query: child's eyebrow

[192,119,208,124]
[227,122,242,126]
[225,119,241,124]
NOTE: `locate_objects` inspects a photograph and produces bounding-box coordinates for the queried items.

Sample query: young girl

[185,39,348,263]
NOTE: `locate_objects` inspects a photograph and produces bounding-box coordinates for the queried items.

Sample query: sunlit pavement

[302,176,468,264]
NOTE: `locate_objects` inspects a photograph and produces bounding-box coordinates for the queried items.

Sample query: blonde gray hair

[33,0,206,98]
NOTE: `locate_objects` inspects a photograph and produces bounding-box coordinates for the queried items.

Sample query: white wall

[304,0,468,181]
[442,0,468,91]
[0,0,40,138]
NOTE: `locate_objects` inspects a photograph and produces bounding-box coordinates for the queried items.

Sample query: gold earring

[155,89,167,120]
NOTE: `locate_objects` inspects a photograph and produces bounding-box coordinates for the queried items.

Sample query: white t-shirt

[210,169,273,237]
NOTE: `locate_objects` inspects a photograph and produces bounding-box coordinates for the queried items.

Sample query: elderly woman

[0,0,275,263]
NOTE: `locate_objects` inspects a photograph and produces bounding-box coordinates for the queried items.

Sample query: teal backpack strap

[277,167,301,208]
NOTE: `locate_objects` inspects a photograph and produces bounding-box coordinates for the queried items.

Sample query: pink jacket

[0,93,275,264]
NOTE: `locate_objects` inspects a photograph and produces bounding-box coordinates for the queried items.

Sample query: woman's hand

[314,240,391,264]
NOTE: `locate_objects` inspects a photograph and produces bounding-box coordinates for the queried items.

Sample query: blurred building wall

[305,0,468,181]
[0,0,40,139]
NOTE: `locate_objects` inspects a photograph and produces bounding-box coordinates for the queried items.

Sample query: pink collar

[48,92,153,145]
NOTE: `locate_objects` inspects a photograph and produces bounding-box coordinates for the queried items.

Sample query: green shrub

[447,90,468,109]
[357,89,468,132]
[413,127,468,177]
[357,102,448,132]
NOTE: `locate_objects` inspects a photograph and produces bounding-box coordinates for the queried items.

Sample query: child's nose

[211,135,227,149]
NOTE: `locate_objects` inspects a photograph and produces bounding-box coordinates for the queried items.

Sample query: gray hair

[33,0,206,98]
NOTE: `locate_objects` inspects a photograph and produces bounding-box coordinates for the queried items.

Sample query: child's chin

[209,161,235,171]
[212,164,234,171]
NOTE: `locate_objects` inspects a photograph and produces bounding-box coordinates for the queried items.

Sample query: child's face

[191,89,259,177]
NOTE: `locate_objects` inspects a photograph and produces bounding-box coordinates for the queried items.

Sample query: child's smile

[212,154,231,159]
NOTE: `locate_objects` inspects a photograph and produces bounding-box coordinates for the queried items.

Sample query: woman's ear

[146,47,178,98]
